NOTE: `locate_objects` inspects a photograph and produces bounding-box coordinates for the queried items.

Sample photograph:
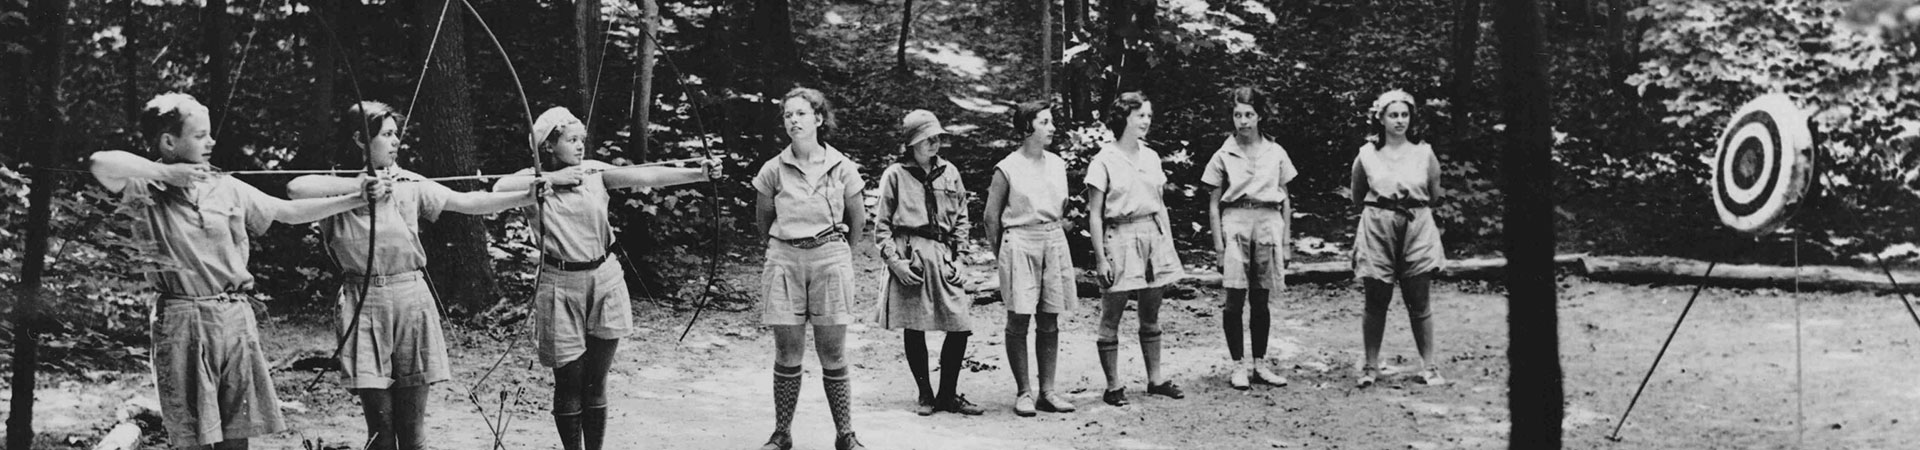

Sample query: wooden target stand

[1607,94,1920,444]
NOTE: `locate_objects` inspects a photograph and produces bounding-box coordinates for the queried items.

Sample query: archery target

[1712,94,1815,235]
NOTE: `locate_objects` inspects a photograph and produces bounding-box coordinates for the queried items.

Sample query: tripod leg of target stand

[1608,260,1720,441]
[1871,257,1920,332]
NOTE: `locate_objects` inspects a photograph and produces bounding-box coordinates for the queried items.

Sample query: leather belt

[780,226,848,250]
[543,242,620,272]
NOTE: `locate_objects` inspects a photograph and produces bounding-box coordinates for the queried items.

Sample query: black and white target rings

[1712,94,1816,235]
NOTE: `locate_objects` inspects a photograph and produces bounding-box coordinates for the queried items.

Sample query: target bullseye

[1711,94,1814,235]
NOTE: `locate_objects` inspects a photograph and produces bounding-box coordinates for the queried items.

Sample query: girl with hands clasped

[875,110,983,417]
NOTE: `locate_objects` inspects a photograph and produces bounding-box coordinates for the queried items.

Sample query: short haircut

[1012,100,1051,137]
[1105,91,1150,136]
[139,93,208,143]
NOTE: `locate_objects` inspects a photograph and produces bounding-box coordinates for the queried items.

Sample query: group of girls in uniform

[93,84,1441,450]
[746,86,1450,450]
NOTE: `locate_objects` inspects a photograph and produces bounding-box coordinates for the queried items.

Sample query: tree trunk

[291,0,337,171]
[205,0,247,170]
[1063,0,1088,122]
[575,0,602,115]
[1041,0,1052,97]
[122,0,142,149]
[1492,0,1563,447]
[752,0,799,76]
[8,1,71,448]
[1451,0,1482,141]
[631,0,658,162]
[895,0,914,75]
[1101,0,1121,106]
[0,2,23,147]
[415,0,498,315]
[622,0,671,302]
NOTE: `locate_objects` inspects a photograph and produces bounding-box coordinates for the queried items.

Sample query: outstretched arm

[603,164,713,191]
[88,150,212,192]
[443,182,544,215]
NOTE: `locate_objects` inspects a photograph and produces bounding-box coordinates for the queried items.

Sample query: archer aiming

[491,106,720,450]
[88,93,384,449]
[284,101,551,450]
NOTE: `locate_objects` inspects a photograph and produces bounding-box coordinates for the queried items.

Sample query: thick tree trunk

[291,0,337,171]
[8,1,71,448]
[1451,0,1482,141]
[631,0,658,162]
[1492,0,1563,447]
[576,0,602,115]
[415,0,498,315]
[896,0,914,75]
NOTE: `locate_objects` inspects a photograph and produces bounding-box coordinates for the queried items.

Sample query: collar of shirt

[777,143,854,176]
[902,157,951,184]
[1103,143,1157,174]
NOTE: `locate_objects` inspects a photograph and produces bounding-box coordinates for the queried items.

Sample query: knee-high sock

[580,338,618,450]
[1036,314,1061,394]
[1006,314,1032,395]
[1223,289,1247,361]
[553,360,585,450]
[356,389,395,450]
[391,386,428,450]
[1249,289,1271,360]
[1403,275,1435,365]
[936,331,971,402]
[904,330,933,401]
[1363,279,1394,369]
[1096,340,1121,391]
[553,411,584,450]
[772,364,802,435]
[1140,331,1165,386]
[822,366,854,435]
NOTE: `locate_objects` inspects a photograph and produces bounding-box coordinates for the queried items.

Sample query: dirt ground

[13,257,1920,449]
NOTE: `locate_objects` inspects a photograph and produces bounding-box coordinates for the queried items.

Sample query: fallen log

[1581,256,1920,293]
[89,397,159,450]
[964,253,1920,297]
[965,254,1591,295]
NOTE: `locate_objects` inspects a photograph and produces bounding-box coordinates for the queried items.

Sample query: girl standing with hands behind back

[1350,90,1447,388]
[750,87,869,450]
[1085,91,1186,406]
[984,101,1078,417]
